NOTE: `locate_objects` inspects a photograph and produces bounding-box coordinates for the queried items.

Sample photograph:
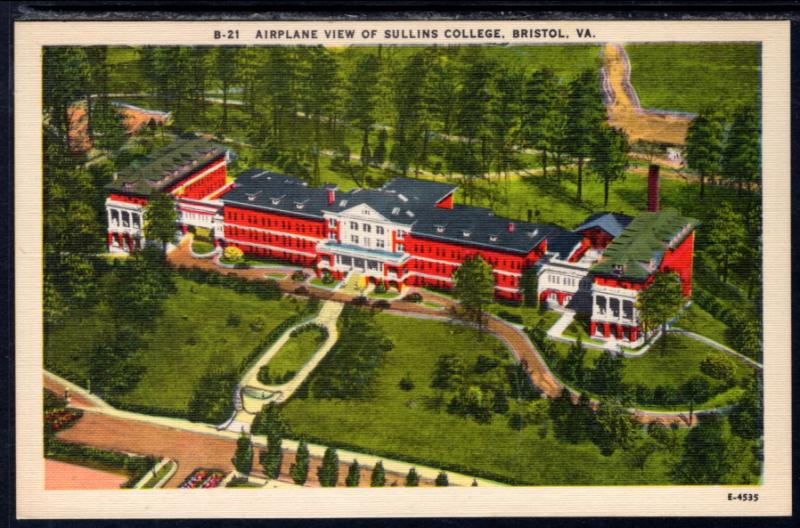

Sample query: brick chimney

[327,189,335,205]
[647,164,660,212]
[508,222,515,233]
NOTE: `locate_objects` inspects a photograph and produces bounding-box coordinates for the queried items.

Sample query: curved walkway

[167,241,720,425]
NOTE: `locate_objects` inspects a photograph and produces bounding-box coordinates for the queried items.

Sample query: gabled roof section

[412,204,567,254]
[547,231,585,260]
[106,137,227,196]
[575,212,634,238]
[221,169,332,219]
[381,177,456,205]
[324,188,420,225]
[590,209,698,281]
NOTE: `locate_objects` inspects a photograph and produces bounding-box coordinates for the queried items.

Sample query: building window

[364,238,371,247]
[363,224,371,233]
[396,231,404,240]
[329,232,337,240]
[376,240,385,249]
[623,300,634,320]
[351,235,359,244]
[610,298,620,318]
[351,222,358,231]
[397,243,404,252]
[595,295,607,315]
[376,226,384,235]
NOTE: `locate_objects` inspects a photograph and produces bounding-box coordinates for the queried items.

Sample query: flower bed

[45,409,83,434]
[179,468,226,489]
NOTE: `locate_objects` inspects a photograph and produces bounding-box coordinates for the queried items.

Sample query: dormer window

[398,194,408,202]
[339,200,348,207]
[295,202,305,210]
[489,235,498,242]
[406,210,415,218]
[463,231,471,238]
[392,207,400,215]
[436,226,445,233]
[612,264,624,276]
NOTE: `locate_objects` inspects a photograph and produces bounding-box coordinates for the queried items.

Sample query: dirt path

[604,44,693,146]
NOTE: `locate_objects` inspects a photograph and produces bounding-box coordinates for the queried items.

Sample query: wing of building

[105,138,698,347]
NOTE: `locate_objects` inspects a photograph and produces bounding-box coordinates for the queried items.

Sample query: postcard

[14,18,792,518]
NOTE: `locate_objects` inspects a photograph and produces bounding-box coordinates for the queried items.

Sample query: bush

[474,354,500,374]
[227,313,241,327]
[257,365,273,385]
[374,282,387,294]
[224,246,244,263]
[508,412,526,431]
[321,272,335,285]
[399,373,415,391]
[403,292,423,303]
[351,295,369,306]
[372,299,391,310]
[249,316,266,332]
[292,270,309,282]
[497,310,524,325]
[700,355,737,382]
[294,286,309,295]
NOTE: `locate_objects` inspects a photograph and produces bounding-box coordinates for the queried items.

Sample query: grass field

[45,276,301,412]
[266,325,326,380]
[674,303,734,350]
[626,43,761,114]
[191,239,214,254]
[547,333,756,410]
[282,312,679,485]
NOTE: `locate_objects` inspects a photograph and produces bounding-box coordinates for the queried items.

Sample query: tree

[721,105,761,193]
[232,432,253,475]
[522,68,560,178]
[625,438,658,473]
[260,436,283,480]
[290,439,310,485]
[636,272,685,353]
[43,47,88,148]
[405,467,420,487]
[565,69,607,202]
[673,417,731,484]
[520,266,540,307]
[704,202,746,282]
[143,192,177,252]
[252,401,290,443]
[317,447,339,487]
[685,109,724,197]
[452,254,495,332]
[346,53,379,184]
[301,47,340,185]
[588,352,624,397]
[372,128,388,168]
[345,459,361,487]
[435,472,449,487]
[729,374,762,440]
[590,126,629,206]
[560,337,587,384]
[594,401,638,456]
[391,51,431,176]
[370,461,386,487]
[213,47,238,135]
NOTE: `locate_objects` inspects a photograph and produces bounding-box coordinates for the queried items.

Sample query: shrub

[372,299,391,310]
[403,292,423,303]
[321,272,335,285]
[508,412,525,431]
[257,365,273,385]
[399,373,415,391]
[474,354,500,374]
[374,282,387,294]
[224,246,244,263]
[294,286,308,295]
[351,295,369,306]
[249,316,266,332]
[435,472,449,487]
[497,310,524,325]
[700,354,736,382]
[292,270,308,282]
[227,313,241,327]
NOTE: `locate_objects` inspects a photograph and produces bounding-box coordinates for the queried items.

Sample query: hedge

[45,438,157,488]
[174,265,282,300]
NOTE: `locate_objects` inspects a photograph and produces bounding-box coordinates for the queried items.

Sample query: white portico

[105,197,145,253]
[590,281,642,345]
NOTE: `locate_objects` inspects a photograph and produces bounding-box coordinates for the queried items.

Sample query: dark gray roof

[221,169,331,220]
[575,212,633,238]
[106,137,227,196]
[411,205,569,255]
[547,231,584,260]
[381,177,456,204]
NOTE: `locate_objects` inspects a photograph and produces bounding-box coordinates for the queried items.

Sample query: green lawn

[282,313,677,485]
[626,43,761,114]
[674,303,734,350]
[266,325,327,380]
[45,276,302,413]
[191,239,214,254]
[141,460,176,489]
[488,303,561,330]
[310,277,340,289]
[369,290,400,300]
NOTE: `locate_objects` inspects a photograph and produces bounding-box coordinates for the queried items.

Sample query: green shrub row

[174,265,282,300]
[45,438,157,488]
